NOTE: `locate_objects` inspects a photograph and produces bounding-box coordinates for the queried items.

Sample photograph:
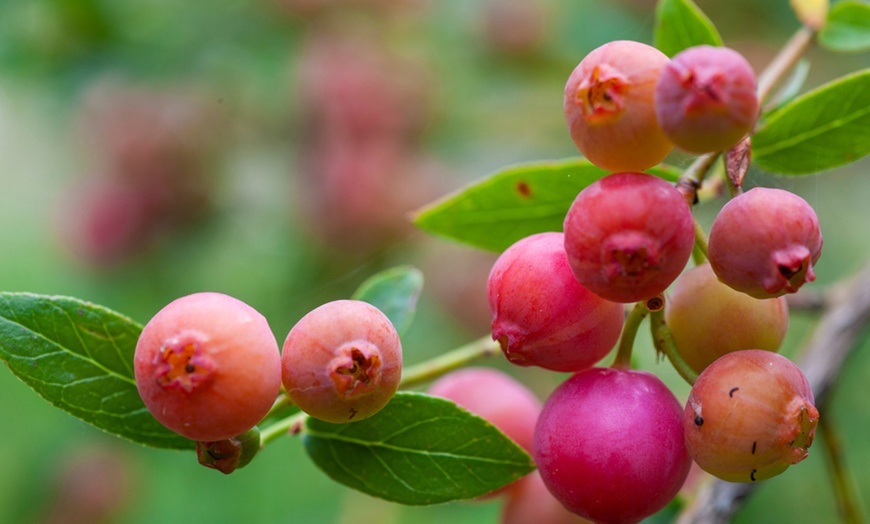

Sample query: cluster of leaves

[3,0,870,510]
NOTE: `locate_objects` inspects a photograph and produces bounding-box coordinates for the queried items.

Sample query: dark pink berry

[534,368,691,523]
[707,187,823,298]
[655,45,759,154]
[282,300,402,423]
[563,172,695,303]
[564,40,674,172]
[488,232,625,372]
[134,292,282,442]
[684,350,819,482]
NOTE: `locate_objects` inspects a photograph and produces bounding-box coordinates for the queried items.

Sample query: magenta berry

[684,350,819,482]
[563,172,695,303]
[134,292,282,442]
[282,300,402,423]
[533,368,691,523]
[427,367,541,455]
[708,187,823,298]
[665,263,789,374]
[564,40,674,172]
[655,45,759,154]
[487,232,624,372]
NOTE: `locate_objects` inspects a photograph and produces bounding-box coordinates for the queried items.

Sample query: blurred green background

[1,0,869,522]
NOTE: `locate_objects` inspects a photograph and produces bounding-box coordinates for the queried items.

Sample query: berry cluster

[479,39,823,522]
[134,293,402,471]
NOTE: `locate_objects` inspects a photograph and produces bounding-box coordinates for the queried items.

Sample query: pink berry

[134,292,282,442]
[707,187,823,298]
[665,263,789,374]
[564,40,674,172]
[427,367,541,455]
[501,472,593,524]
[655,45,759,154]
[684,350,819,482]
[534,368,691,523]
[563,172,695,303]
[488,232,625,372]
[427,367,541,497]
[282,300,402,423]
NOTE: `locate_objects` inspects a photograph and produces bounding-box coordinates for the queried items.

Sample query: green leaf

[752,68,870,174]
[0,293,191,450]
[351,266,424,336]
[819,1,870,52]
[302,392,536,505]
[654,0,723,57]
[413,158,681,252]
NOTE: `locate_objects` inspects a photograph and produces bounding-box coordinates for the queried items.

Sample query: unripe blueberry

[534,368,691,523]
[488,232,625,372]
[564,40,674,172]
[282,300,402,423]
[684,350,819,482]
[427,367,541,455]
[563,172,695,303]
[665,263,789,374]
[134,292,282,442]
[501,472,593,524]
[707,187,823,298]
[655,45,759,154]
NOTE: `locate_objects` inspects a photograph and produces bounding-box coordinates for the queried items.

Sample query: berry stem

[677,152,722,206]
[259,411,309,447]
[692,218,709,265]
[757,26,816,104]
[611,302,650,369]
[818,411,865,524]
[399,335,502,389]
[649,309,698,386]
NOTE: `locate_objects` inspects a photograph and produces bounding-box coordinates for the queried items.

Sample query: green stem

[819,412,865,524]
[649,309,698,386]
[399,334,501,389]
[259,411,308,448]
[611,302,651,369]
[677,152,722,206]
[692,218,710,265]
[264,393,293,420]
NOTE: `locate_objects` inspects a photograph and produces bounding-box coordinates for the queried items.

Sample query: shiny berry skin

[282,300,402,423]
[563,172,695,303]
[564,40,674,172]
[488,232,625,372]
[665,263,789,374]
[533,368,691,523]
[134,292,282,442]
[707,187,823,298]
[684,350,819,483]
[655,45,759,154]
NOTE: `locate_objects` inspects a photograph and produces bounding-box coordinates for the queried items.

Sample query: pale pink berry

[564,40,674,172]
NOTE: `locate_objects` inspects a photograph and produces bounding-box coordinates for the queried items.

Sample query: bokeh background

[1,0,869,522]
